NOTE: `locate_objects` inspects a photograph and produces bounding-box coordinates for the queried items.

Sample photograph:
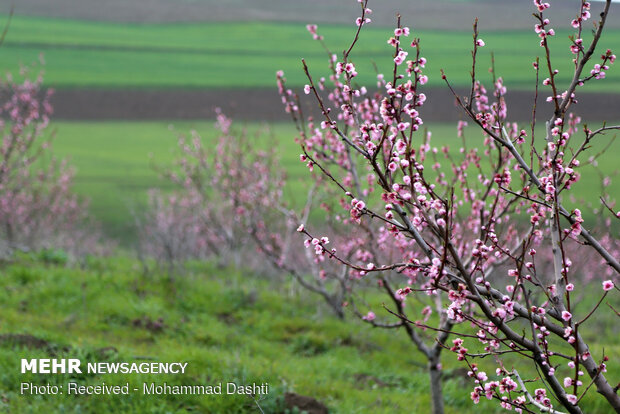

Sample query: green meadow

[1,15,620,90]
[1,255,618,413]
[48,120,619,242]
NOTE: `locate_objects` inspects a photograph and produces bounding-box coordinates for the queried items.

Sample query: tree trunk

[428,356,444,414]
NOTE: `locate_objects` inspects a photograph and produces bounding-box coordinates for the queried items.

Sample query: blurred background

[1,0,618,242]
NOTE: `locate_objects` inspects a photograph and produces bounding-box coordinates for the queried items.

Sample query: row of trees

[139,1,619,413]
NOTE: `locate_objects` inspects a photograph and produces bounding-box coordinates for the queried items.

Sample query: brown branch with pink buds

[279,0,620,413]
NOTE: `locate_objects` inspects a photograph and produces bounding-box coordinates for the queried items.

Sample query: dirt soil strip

[8,0,620,31]
[49,88,620,123]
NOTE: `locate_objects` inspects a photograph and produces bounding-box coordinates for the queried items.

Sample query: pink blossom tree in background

[0,66,102,261]
[137,188,207,275]
[142,111,358,318]
[140,110,287,274]
[278,0,620,413]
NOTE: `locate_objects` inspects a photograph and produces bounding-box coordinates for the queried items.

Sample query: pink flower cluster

[275,1,620,412]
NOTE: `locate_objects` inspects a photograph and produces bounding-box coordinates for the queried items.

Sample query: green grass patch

[48,121,303,241]
[0,254,617,413]
[0,255,479,413]
[49,120,619,243]
[0,15,619,90]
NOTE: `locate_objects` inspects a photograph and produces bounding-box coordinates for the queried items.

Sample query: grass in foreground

[0,15,619,91]
[0,253,618,413]
[0,254,485,413]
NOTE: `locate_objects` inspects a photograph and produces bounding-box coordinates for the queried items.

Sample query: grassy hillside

[1,16,620,90]
[0,256,476,413]
[1,255,618,413]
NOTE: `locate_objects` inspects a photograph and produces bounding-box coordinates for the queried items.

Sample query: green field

[1,15,620,90]
[48,120,619,242]
[48,121,303,240]
[1,254,617,413]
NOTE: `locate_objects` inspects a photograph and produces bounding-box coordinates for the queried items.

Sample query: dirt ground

[48,87,620,123]
[6,0,620,31]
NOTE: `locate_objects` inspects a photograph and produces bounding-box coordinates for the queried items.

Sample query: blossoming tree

[278,0,620,412]
[144,110,361,317]
[0,67,100,260]
[141,110,287,273]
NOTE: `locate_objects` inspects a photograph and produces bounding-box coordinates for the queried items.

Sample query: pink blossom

[394,50,408,65]
[356,17,371,26]
[395,27,410,37]
[602,280,614,291]
[566,394,578,405]
[362,311,376,321]
[306,24,318,35]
